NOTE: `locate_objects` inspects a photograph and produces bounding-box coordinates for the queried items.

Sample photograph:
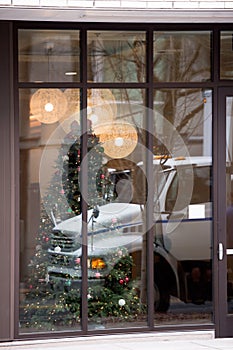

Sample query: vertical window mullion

[146,28,155,329]
[80,28,88,333]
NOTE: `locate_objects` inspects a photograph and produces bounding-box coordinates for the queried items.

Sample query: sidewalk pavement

[1,331,233,350]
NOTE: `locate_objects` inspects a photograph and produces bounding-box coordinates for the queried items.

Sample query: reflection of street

[169,296,212,313]
[159,298,233,323]
[228,301,233,313]
[154,297,213,325]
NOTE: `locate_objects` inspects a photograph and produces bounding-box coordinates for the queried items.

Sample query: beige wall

[1,0,233,9]
[0,1,233,23]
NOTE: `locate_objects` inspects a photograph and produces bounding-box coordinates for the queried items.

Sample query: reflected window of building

[153,31,211,82]
[87,31,146,83]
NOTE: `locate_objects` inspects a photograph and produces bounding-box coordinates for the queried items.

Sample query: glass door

[217,88,233,337]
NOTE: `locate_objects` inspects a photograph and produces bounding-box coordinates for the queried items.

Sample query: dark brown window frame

[11,21,233,340]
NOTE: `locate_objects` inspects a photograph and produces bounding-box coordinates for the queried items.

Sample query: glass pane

[153,31,211,82]
[19,88,82,333]
[153,88,213,325]
[226,96,233,313]
[87,31,146,83]
[18,29,80,82]
[220,32,233,80]
[85,89,148,329]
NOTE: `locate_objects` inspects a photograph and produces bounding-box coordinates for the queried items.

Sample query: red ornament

[75,257,80,264]
[100,174,105,179]
[125,277,129,283]
[119,279,124,284]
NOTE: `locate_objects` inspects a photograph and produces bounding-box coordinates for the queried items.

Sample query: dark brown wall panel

[0,21,14,341]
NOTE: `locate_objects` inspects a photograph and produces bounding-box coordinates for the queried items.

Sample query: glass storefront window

[85,89,147,329]
[18,30,80,83]
[153,32,211,82]
[19,88,82,332]
[19,86,148,332]
[153,88,212,325]
[18,27,213,335]
[87,31,146,83]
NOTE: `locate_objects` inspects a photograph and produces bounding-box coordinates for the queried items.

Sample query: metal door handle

[218,242,224,261]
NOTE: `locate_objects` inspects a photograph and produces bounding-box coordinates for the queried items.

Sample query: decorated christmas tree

[62,121,113,215]
[87,247,144,322]
[63,247,144,324]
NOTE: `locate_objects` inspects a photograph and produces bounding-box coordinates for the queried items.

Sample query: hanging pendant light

[59,88,116,133]
[95,121,138,159]
[30,88,68,124]
[59,88,138,158]
[29,43,68,124]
